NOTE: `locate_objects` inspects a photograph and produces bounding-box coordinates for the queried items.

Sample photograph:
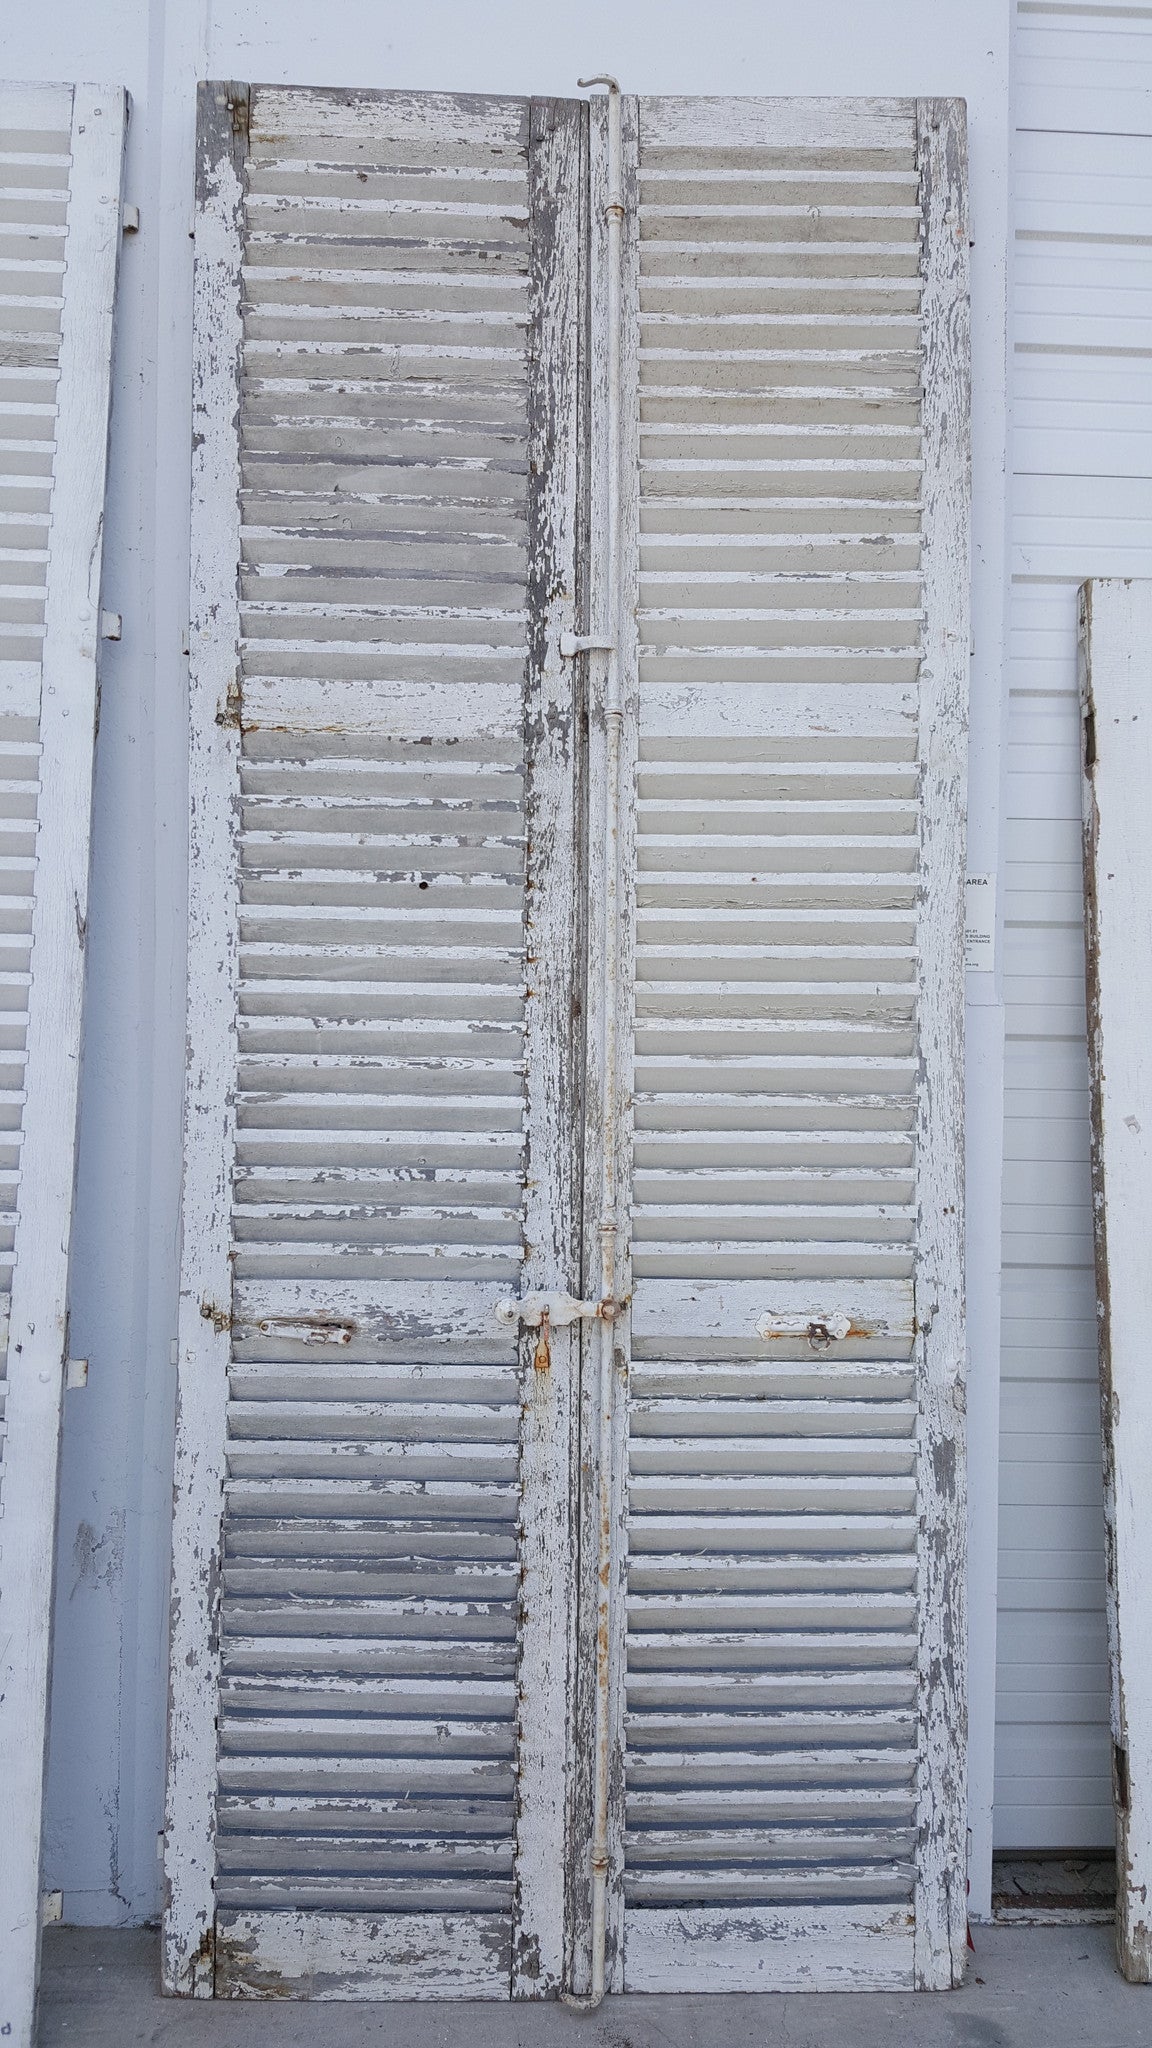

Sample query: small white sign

[965,872,996,972]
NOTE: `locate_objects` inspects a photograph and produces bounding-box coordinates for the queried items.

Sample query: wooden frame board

[0,78,127,2048]
[1080,576,1152,1982]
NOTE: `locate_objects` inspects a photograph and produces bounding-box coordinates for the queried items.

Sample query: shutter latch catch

[559,632,616,658]
[495,1291,620,1329]
[756,1310,853,1352]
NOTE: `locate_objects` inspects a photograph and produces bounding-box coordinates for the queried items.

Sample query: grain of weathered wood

[0,79,126,2048]
[1079,577,1152,1983]
[163,79,247,1999]
[912,95,971,1993]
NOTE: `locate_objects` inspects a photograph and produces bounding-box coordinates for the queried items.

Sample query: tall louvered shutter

[0,81,125,2048]
[585,94,969,1996]
[168,81,969,2008]
[164,86,585,1999]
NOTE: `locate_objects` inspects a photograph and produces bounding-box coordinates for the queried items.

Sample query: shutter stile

[166,86,586,2000]
[0,80,125,2048]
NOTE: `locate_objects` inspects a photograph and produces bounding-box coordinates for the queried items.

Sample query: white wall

[3,0,1010,1925]
[994,0,1152,1855]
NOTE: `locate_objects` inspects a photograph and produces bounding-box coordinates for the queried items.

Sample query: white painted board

[0,78,126,2048]
[1079,576,1152,1979]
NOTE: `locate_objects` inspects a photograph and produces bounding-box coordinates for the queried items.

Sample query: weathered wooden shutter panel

[1079,579,1152,1983]
[0,80,126,2048]
[580,93,970,1996]
[164,85,586,1999]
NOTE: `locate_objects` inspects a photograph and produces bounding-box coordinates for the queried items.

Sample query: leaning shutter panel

[1079,580,1152,1983]
[602,95,969,1995]
[165,85,584,2000]
[0,81,125,2048]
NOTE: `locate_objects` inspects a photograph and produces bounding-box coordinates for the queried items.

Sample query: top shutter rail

[0,79,126,2048]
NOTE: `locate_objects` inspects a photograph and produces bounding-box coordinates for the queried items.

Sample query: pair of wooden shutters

[166,82,970,2001]
[0,80,126,2048]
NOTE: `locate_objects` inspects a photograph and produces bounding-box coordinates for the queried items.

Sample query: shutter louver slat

[0,79,125,2048]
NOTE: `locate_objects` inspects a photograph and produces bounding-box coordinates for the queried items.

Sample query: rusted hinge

[216,672,242,728]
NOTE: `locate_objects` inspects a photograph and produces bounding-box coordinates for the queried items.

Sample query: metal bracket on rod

[494,1292,620,1329]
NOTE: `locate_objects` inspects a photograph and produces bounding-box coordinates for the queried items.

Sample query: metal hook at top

[577,76,624,222]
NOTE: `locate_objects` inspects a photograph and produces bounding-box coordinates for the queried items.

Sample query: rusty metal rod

[576,70,624,2012]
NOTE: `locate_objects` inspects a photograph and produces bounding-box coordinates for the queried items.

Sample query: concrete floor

[38,1923,1152,2048]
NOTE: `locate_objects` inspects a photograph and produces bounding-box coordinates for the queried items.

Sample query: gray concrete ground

[38,1923,1152,2048]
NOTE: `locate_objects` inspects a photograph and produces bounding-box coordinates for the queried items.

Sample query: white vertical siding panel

[997,0,1148,1853]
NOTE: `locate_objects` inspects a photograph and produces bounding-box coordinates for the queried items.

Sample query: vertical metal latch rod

[575,69,624,2013]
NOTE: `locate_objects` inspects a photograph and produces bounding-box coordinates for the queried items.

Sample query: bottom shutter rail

[212,1912,514,2000]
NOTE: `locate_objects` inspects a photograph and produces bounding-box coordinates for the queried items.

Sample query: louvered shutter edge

[911,97,970,1992]
[512,93,587,1998]
[163,80,247,2000]
[564,89,642,2003]
[0,82,126,2048]
[1079,580,1152,1983]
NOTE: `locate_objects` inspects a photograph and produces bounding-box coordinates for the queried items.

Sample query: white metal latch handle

[560,632,616,658]
[495,1291,620,1329]
[756,1310,853,1352]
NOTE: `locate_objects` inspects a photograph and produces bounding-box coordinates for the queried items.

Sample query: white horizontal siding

[995,0,1152,1851]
